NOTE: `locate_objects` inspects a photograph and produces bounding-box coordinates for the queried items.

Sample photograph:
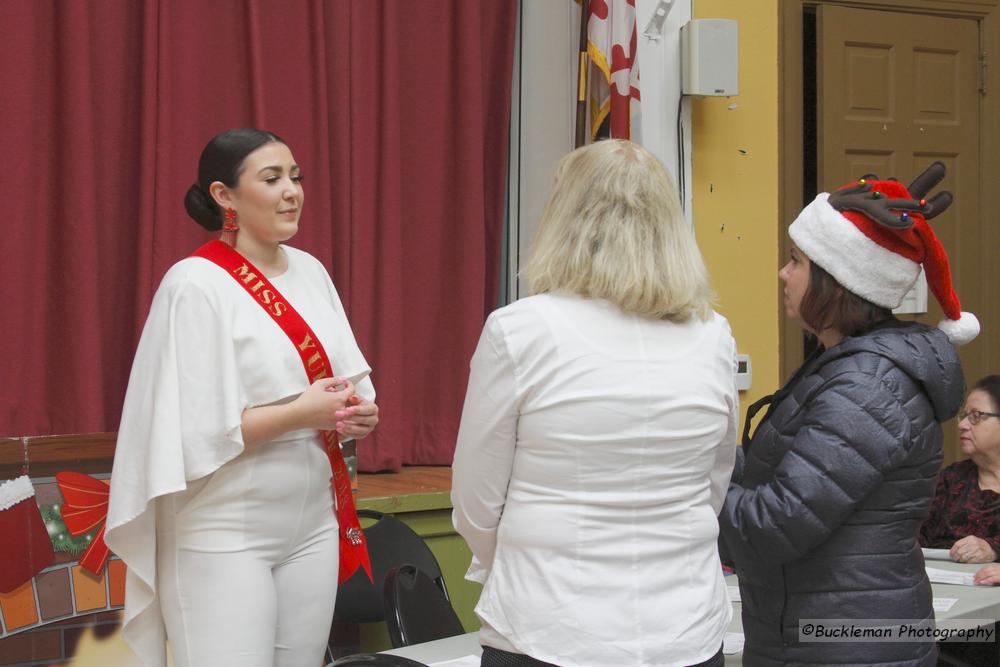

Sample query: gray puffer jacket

[719,322,964,667]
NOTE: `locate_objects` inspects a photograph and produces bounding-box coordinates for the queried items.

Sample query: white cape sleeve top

[105,244,374,667]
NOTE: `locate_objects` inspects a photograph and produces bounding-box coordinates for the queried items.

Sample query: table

[723,559,999,667]
[381,632,481,664]
[381,560,1000,666]
[919,560,1000,623]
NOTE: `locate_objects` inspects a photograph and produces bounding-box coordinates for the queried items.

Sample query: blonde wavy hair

[523,139,714,321]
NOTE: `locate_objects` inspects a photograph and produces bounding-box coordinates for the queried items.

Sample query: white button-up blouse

[452,292,738,667]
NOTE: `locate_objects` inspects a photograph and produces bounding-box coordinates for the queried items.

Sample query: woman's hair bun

[183,184,222,231]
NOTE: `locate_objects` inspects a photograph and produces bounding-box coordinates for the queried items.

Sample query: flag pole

[575,0,590,148]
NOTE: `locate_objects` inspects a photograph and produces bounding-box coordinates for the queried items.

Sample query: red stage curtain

[0,0,517,471]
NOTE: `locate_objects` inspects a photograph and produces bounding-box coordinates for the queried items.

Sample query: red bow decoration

[55,472,111,575]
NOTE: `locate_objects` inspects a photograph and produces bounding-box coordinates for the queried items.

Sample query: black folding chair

[383,563,465,648]
[333,509,449,622]
[327,510,450,661]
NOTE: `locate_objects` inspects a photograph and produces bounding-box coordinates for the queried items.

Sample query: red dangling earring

[221,207,239,246]
[223,207,239,231]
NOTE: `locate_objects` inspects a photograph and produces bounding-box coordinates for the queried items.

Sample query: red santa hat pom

[789,162,978,346]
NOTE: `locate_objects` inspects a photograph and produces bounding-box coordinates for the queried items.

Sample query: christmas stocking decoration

[0,475,54,593]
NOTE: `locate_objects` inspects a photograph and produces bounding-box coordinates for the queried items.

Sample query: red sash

[192,240,373,584]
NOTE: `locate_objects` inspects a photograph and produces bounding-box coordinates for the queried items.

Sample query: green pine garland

[39,503,99,556]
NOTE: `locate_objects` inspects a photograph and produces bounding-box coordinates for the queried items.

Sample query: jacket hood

[821,321,965,423]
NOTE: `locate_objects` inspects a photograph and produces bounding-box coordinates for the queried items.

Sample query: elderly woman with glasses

[919,375,1000,565]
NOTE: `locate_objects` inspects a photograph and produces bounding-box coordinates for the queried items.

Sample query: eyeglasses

[958,409,1000,426]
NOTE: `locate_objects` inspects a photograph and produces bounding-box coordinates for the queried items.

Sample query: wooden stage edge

[357,465,453,501]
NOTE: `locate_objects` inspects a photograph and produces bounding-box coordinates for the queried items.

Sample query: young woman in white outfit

[106,129,379,667]
[452,140,738,667]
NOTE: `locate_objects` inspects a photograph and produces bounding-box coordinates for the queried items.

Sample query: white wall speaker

[681,18,739,97]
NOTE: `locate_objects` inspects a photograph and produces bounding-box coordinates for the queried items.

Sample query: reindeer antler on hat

[788,161,979,346]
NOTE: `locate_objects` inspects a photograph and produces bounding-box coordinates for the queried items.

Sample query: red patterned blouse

[919,459,1000,560]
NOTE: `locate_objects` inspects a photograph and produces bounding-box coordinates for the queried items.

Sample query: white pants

[156,434,339,667]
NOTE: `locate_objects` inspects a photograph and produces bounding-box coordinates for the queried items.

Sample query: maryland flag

[586,0,640,140]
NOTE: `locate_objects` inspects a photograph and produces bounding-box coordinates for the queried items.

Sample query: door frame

[778,0,1000,380]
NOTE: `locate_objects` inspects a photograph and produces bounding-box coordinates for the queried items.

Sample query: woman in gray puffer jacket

[719,163,977,667]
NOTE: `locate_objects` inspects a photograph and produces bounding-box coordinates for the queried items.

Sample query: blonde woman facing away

[452,140,738,667]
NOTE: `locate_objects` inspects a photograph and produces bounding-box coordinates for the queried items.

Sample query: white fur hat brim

[789,193,921,309]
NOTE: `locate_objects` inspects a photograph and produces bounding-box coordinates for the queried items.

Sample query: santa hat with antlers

[788,161,979,346]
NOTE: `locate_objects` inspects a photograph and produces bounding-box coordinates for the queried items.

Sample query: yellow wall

[692,0,781,425]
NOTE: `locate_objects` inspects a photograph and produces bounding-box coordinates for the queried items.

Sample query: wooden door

[818,4,987,463]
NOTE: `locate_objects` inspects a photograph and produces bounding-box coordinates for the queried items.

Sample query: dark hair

[799,260,894,338]
[973,375,1000,412]
[183,128,285,231]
